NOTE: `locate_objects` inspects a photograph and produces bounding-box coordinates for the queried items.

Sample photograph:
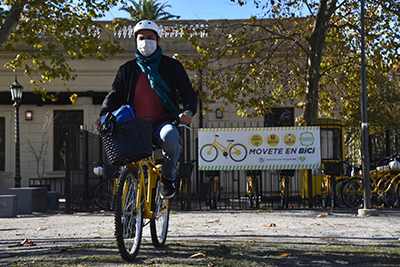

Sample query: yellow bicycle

[114,153,169,261]
[279,170,294,209]
[109,116,191,261]
[246,170,260,208]
[205,170,220,209]
[177,159,195,210]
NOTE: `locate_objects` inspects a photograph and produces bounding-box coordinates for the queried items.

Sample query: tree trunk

[0,1,28,46]
[303,0,337,122]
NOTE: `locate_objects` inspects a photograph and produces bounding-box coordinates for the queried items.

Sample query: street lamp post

[10,75,23,188]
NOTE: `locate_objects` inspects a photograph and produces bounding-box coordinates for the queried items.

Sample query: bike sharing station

[198,124,326,209]
[299,118,346,208]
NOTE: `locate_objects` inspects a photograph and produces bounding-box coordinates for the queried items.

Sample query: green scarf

[135,47,179,116]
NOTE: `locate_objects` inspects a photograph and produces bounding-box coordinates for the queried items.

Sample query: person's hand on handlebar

[179,112,193,125]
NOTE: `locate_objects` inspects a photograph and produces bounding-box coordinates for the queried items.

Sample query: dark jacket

[100,55,197,117]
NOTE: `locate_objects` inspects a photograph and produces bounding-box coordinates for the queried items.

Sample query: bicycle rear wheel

[150,176,169,247]
[341,178,363,208]
[93,181,111,210]
[114,167,143,261]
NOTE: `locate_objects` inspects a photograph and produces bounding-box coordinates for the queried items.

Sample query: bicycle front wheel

[150,176,169,247]
[114,167,143,261]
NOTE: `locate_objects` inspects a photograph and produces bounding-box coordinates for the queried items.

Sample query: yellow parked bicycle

[177,159,195,210]
[246,170,260,209]
[205,170,220,209]
[341,158,400,208]
[279,170,294,209]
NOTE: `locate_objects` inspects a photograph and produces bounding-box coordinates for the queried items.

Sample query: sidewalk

[1,209,400,266]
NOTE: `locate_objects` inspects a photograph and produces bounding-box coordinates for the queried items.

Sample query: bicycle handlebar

[178,123,192,131]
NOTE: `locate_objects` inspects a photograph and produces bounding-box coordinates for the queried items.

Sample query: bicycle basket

[101,118,152,166]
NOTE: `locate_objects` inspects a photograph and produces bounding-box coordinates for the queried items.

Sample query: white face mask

[137,39,157,57]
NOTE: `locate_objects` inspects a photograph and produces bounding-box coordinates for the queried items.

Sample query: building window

[320,128,342,160]
[53,110,83,170]
[0,117,4,171]
[264,108,294,127]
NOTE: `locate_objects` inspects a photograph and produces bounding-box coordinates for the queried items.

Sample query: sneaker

[161,179,176,199]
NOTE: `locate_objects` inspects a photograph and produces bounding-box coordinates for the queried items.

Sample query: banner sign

[198,126,321,171]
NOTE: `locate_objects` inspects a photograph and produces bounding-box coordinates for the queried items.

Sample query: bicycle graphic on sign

[200,134,248,162]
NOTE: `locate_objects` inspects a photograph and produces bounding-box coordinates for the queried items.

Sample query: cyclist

[96,20,197,199]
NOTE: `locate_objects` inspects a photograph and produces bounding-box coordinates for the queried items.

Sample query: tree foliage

[0,0,124,97]
[181,0,400,125]
[119,0,180,21]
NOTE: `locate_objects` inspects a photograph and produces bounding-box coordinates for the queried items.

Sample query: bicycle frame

[112,177,118,196]
[125,158,167,220]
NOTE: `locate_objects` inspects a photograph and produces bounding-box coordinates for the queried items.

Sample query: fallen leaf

[321,237,336,241]
[262,223,276,227]
[7,239,37,247]
[317,212,333,218]
[57,247,70,253]
[190,252,206,259]
[21,239,36,247]
[280,253,290,257]
[34,227,46,231]
[219,243,229,252]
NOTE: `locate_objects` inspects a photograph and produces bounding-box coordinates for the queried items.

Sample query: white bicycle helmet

[134,20,160,37]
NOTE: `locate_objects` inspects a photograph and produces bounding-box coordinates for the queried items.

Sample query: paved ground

[1,208,400,266]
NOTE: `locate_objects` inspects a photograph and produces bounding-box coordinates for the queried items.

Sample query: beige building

[1,20,287,193]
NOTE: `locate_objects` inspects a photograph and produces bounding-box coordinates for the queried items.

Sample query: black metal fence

[62,122,400,212]
[175,122,306,210]
[64,126,106,212]
[63,122,308,212]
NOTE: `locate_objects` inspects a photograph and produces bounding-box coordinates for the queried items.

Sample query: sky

[103,0,266,20]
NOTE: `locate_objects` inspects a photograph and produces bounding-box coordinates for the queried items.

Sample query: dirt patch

[1,209,400,266]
